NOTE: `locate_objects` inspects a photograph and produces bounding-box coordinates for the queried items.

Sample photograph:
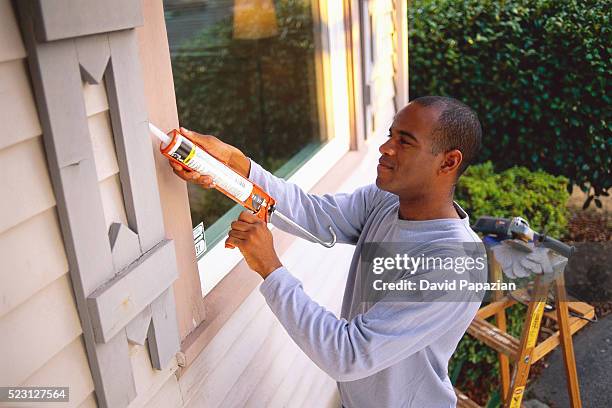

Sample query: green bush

[457,162,570,236]
[450,162,569,403]
[408,0,611,202]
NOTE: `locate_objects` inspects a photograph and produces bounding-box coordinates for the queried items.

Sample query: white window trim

[199,135,349,296]
[197,0,351,296]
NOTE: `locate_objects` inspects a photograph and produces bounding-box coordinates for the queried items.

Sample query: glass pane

[164,0,326,250]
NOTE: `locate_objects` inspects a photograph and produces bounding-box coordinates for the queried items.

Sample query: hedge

[456,161,570,237]
[409,0,611,204]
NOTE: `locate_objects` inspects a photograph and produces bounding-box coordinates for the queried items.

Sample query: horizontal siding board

[127,343,180,408]
[183,304,276,408]
[178,289,265,404]
[77,393,98,408]
[0,208,68,318]
[138,373,183,408]
[200,242,349,407]
[99,173,129,232]
[20,336,95,407]
[83,81,110,117]
[216,318,287,408]
[0,59,42,150]
[243,337,303,408]
[266,348,313,407]
[0,274,82,385]
[290,360,324,408]
[88,110,119,181]
[0,0,26,62]
[0,136,56,234]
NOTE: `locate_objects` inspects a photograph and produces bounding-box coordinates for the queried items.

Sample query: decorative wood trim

[30,0,143,42]
[76,34,111,85]
[148,288,181,370]
[105,29,166,253]
[87,239,177,344]
[17,2,181,406]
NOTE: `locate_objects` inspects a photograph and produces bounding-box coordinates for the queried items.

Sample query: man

[171,96,484,407]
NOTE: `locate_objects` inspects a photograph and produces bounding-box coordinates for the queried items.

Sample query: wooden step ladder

[455,251,595,408]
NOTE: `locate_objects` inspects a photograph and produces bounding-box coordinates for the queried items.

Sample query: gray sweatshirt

[249,160,484,408]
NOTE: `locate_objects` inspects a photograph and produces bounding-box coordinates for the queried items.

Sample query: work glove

[491,240,554,279]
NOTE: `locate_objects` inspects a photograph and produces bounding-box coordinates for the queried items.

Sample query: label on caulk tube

[167,135,253,202]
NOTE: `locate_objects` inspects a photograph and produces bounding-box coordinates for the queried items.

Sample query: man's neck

[397,196,460,221]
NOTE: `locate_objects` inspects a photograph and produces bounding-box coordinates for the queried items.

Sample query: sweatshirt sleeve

[248,159,378,245]
[259,266,480,382]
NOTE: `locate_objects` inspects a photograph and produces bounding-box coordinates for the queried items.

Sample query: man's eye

[400,139,411,145]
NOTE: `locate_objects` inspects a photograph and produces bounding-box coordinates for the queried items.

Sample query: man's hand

[168,127,251,186]
[226,211,282,279]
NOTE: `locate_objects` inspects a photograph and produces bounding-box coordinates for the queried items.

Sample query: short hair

[412,96,482,176]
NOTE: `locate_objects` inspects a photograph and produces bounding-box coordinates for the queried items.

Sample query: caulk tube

[150,123,253,202]
[149,123,336,248]
[149,122,276,232]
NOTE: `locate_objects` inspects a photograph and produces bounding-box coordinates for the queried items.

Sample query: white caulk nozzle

[148,122,172,147]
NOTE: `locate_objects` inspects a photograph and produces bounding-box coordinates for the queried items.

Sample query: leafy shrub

[456,161,570,237]
[409,0,611,202]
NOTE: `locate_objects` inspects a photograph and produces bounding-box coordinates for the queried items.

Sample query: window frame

[195,0,354,297]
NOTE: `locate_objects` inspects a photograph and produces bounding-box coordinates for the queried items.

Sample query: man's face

[376,103,441,198]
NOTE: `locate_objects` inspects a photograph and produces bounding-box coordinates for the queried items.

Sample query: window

[164,0,353,295]
[164,0,328,253]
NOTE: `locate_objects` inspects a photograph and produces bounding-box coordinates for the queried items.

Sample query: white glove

[491,240,554,279]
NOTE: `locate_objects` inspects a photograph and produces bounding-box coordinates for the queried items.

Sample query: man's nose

[379,138,396,155]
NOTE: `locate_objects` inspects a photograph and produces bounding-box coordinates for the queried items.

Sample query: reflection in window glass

[164,0,325,248]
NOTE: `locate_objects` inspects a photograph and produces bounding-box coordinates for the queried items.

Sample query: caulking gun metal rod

[271,209,337,248]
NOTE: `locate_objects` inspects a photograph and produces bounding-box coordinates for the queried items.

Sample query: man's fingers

[169,160,215,187]
[230,220,252,232]
[197,175,215,188]
[228,229,249,240]
[225,236,244,248]
[180,127,215,148]
[238,210,261,224]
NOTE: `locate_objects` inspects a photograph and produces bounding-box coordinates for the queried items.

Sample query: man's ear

[439,149,462,175]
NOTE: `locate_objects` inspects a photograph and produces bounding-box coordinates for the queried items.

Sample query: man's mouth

[378,157,394,170]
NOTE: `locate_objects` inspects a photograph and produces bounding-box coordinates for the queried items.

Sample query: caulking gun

[149,123,337,249]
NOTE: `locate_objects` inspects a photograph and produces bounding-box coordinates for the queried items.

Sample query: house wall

[0,0,96,406]
[1,1,181,407]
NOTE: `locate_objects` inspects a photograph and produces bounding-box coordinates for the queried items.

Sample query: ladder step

[467,317,520,360]
[455,387,482,408]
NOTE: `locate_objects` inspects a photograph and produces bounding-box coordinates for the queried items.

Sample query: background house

[0,0,408,406]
